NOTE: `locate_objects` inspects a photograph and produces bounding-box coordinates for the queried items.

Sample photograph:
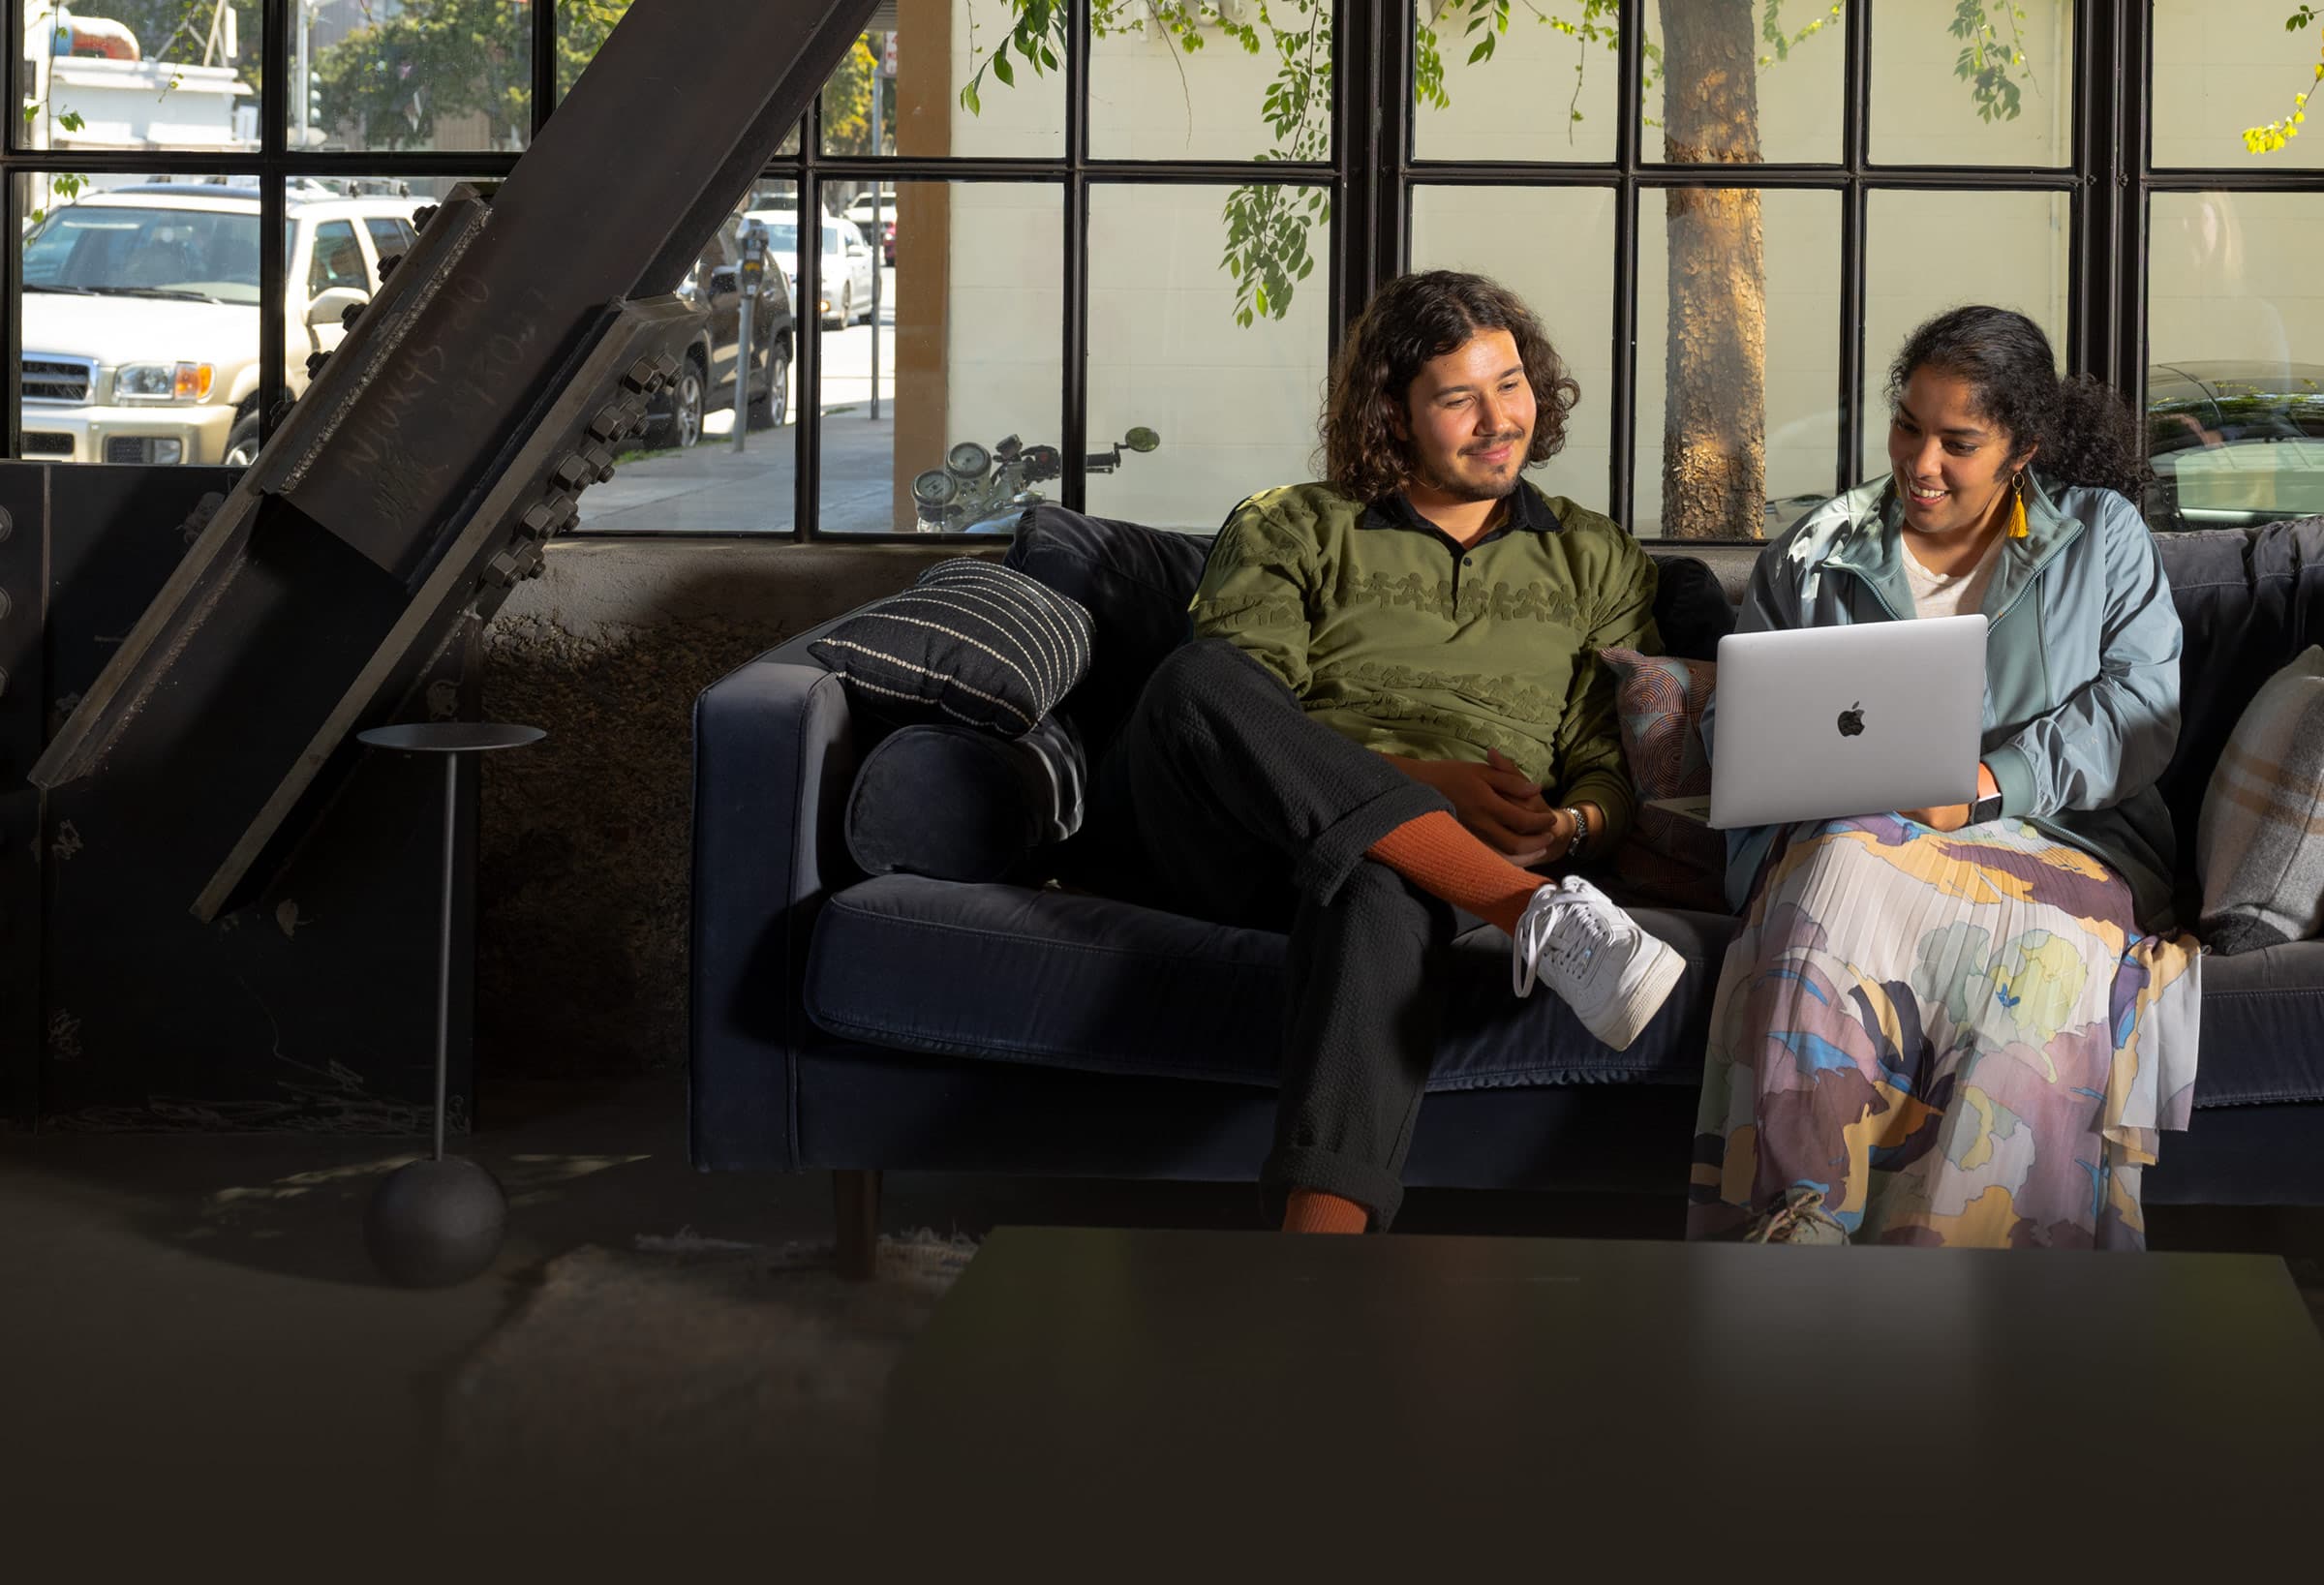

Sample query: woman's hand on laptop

[1898,763,2002,834]
[1383,750,1562,866]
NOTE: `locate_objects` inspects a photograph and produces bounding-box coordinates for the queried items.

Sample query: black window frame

[4,3,2320,542]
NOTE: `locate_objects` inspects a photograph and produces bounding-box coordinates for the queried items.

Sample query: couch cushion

[1004,504,1212,754]
[805,877,2324,1109]
[1647,554,1737,662]
[2154,519,2324,878]
[804,875,1733,1090]
[845,714,1087,883]
[2194,939,2324,1106]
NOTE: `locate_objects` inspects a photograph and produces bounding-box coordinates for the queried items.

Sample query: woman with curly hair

[1690,305,2203,1249]
[1087,269,1678,1234]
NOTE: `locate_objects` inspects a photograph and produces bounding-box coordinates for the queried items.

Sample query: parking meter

[739,221,769,299]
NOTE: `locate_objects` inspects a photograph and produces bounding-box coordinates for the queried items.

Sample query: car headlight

[116,362,215,403]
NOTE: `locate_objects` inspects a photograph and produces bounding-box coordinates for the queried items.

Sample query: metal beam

[30,0,881,921]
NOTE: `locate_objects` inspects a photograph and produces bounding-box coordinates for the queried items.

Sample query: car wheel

[749,346,789,432]
[645,358,708,450]
[225,412,262,468]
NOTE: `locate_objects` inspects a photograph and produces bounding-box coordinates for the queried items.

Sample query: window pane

[21,2,260,153]
[1861,189,2070,477]
[809,181,1062,536]
[1643,4,1844,165]
[1410,185,1616,514]
[883,5,1064,158]
[2147,192,2324,531]
[571,181,803,533]
[1086,183,1329,531]
[1415,7,1618,163]
[1636,188,1841,540]
[16,171,262,470]
[1870,0,2072,167]
[303,0,530,152]
[1091,2,1330,163]
[2154,0,2324,169]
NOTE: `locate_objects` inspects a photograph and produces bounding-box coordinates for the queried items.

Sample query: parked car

[1747,360,2324,538]
[2143,361,2324,533]
[18,184,425,466]
[642,209,799,450]
[843,189,896,264]
[743,206,876,328]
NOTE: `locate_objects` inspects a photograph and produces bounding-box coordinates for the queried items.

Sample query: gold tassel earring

[2007,471,2029,538]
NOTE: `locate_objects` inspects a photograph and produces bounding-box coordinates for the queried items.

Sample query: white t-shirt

[1904,532,2005,620]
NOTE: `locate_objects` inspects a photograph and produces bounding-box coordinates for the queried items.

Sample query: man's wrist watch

[1563,806,1590,860]
[1970,790,2004,825]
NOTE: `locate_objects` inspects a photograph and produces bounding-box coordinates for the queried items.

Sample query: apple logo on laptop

[1837,702,1866,738]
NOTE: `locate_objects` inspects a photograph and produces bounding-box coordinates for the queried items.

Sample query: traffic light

[308,70,323,132]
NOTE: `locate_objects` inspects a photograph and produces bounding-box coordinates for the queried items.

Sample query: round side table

[355,721,545,1287]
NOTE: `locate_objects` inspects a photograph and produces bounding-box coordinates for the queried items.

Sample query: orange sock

[1366,810,1547,935]
[1283,1189,1370,1234]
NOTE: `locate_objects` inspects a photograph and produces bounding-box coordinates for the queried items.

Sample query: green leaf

[993,51,1015,88]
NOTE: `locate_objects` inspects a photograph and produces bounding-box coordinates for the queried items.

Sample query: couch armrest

[689,656,862,1170]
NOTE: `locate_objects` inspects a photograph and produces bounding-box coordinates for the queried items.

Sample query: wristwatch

[1563,806,1590,861]
[1970,791,2004,825]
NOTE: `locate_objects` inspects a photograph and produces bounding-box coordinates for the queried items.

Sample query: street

[577,267,902,535]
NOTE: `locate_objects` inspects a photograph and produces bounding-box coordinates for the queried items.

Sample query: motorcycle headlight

[116,362,215,403]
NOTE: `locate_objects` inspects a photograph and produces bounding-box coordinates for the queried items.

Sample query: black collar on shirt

[1361,480,1559,553]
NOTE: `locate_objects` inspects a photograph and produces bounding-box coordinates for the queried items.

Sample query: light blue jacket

[1704,473,2185,926]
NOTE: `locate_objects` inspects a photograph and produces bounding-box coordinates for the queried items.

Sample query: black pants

[1086,639,1458,1228]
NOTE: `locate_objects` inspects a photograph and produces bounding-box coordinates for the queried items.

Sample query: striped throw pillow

[2195,645,2324,956]
[809,559,1093,737]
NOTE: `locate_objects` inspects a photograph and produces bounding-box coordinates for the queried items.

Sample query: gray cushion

[844,715,1086,883]
[801,876,2324,1108]
[803,875,1733,1089]
[2196,646,2324,955]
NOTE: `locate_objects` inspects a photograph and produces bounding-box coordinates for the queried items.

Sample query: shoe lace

[1512,888,1612,998]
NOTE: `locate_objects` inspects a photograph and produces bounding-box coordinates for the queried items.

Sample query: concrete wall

[475,537,988,1076]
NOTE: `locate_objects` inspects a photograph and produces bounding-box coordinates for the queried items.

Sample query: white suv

[20,184,425,467]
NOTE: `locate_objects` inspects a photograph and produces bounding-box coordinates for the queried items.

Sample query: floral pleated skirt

[1687,816,2203,1249]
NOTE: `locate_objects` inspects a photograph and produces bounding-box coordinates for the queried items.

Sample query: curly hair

[1319,270,1580,502]
[1887,306,2151,499]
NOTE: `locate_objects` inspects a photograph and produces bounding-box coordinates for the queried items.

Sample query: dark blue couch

[689,516,2324,1259]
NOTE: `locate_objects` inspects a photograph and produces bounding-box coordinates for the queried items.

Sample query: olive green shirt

[1190,480,1660,851]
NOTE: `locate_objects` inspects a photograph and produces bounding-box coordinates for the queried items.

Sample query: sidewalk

[575,404,904,535]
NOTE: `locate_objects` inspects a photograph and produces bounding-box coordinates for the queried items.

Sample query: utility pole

[293,0,312,148]
[870,29,892,422]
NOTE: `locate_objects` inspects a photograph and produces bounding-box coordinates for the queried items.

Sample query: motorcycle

[909,426,1161,533]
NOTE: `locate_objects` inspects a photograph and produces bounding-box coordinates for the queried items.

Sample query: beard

[1412,433,1528,502]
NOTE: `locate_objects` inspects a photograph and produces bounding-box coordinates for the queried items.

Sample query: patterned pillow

[2195,645,2324,955]
[1598,647,1726,911]
[808,559,1093,737]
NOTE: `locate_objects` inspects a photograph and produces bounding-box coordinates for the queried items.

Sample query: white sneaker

[1511,875,1686,1052]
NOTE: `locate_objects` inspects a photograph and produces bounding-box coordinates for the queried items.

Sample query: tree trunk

[1657,1,1767,540]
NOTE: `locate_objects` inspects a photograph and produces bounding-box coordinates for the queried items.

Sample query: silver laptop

[1657,616,1988,831]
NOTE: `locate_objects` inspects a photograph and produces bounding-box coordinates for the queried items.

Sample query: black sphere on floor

[366,1157,507,1287]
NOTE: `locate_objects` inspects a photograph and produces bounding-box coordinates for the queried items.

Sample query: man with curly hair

[1091,269,1676,1234]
